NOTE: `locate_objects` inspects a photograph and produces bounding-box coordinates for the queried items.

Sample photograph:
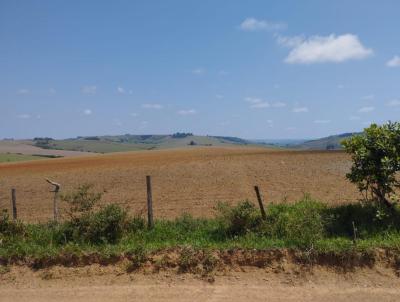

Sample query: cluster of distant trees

[33,137,54,149]
[172,132,193,138]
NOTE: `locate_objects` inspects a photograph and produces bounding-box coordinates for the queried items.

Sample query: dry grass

[0,147,359,222]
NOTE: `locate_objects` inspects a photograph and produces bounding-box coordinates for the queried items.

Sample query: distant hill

[30,133,260,153]
[292,132,361,150]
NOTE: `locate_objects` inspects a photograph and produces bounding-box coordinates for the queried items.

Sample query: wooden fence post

[146,175,154,229]
[11,188,17,221]
[46,179,61,222]
[254,185,267,220]
[352,221,357,244]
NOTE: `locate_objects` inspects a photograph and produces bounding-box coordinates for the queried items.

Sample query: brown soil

[0,147,358,222]
[1,248,399,302]
[0,140,93,157]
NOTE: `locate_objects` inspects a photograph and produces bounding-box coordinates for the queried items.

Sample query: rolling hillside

[30,133,256,153]
[292,132,361,150]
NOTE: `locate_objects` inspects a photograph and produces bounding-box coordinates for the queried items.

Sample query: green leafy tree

[342,122,400,208]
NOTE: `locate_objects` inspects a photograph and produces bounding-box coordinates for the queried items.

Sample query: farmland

[0,147,358,222]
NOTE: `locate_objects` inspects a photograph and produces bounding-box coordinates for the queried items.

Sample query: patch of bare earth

[0,140,93,157]
[0,147,358,222]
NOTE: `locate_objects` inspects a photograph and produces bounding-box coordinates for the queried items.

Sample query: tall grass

[1,193,400,261]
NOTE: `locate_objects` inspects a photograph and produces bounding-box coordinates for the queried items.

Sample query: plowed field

[0,147,359,222]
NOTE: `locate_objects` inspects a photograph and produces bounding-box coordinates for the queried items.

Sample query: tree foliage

[342,122,400,207]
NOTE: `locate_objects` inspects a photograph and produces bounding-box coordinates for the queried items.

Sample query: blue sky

[1,0,400,139]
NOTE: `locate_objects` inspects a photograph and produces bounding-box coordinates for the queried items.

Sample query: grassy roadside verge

[1,191,400,271]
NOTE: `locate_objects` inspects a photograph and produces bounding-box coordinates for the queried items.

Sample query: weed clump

[216,200,261,236]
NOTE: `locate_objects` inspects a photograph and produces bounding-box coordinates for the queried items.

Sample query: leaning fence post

[254,185,267,220]
[11,188,17,221]
[46,179,61,222]
[146,175,154,229]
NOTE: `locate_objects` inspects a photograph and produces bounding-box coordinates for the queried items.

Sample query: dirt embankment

[1,248,400,302]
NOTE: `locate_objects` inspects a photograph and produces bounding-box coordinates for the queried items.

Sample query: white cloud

[83,109,92,115]
[387,99,400,107]
[292,107,309,113]
[17,114,30,119]
[337,84,345,89]
[245,97,269,109]
[283,34,373,64]
[239,18,286,31]
[386,55,400,67]
[271,101,286,108]
[251,102,270,108]
[177,109,196,115]
[361,94,374,100]
[266,120,273,127]
[276,35,305,47]
[17,88,29,95]
[81,85,97,94]
[117,86,125,94]
[130,113,139,117]
[349,115,361,121]
[215,94,224,99]
[314,119,331,124]
[245,97,286,109]
[142,103,163,110]
[358,106,375,113]
[192,68,205,75]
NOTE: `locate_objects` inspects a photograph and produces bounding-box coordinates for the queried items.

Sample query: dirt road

[1,266,399,302]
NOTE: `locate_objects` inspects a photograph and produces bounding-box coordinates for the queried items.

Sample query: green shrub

[61,184,102,219]
[0,210,25,237]
[263,196,327,247]
[342,122,400,208]
[127,215,146,233]
[59,204,128,244]
[215,201,261,236]
[325,202,400,238]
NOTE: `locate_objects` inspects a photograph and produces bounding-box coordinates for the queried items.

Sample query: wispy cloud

[81,85,97,95]
[215,94,224,99]
[177,109,196,115]
[314,119,331,124]
[17,114,30,119]
[130,113,139,117]
[83,109,92,115]
[192,68,205,75]
[245,97,269,109]
[387,99,400,107]
[292,107,309,113]
[239,18,286,31]
[17,88,29,95]
[142,103,163,110]
[48,88,56,95]
[266,120,273,127]
[281,34,373,64]
[349,115,361,121]
[361,94,375,100]
[271,101,286,108]
[245,97,286,109]
[116,86,132,95]
[117,86,125,94]
[358,106,375,113]
[386,55,400,67]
